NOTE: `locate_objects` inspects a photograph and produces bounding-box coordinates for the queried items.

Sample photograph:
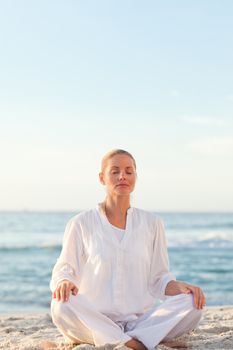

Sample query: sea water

[0,211,232,313]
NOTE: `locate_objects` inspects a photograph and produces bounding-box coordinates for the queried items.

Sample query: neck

[103,196,131,219]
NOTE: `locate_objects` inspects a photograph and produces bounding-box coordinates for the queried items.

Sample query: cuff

[159,272,176,301]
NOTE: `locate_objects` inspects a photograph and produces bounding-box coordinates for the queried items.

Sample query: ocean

[0,211,232,313]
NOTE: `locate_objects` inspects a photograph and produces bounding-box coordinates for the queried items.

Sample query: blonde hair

[101,149,137,172]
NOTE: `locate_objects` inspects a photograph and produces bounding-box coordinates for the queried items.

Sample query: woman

[50,149,205,350]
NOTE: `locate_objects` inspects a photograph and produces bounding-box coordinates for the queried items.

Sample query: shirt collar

[97,202,133,215]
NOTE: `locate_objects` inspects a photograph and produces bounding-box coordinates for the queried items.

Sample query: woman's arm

[148,217,176,301]
[50,217,86,296]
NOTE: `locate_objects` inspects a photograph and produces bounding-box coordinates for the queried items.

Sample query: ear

[99,172,105,185]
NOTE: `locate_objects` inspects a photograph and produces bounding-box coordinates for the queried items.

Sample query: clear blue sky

[0,1,233,211]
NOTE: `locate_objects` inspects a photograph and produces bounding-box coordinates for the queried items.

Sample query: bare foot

[41,340,57,349]
[125,338,147,350]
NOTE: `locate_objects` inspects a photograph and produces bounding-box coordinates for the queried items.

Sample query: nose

[118,171,126,180]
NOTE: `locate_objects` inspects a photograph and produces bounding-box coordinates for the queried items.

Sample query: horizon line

[0,209,232,214]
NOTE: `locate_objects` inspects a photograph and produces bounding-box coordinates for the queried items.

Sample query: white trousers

[51,293,202,350]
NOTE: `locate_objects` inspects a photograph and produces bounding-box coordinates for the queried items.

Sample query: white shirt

[109,224,125,242]
[50,203,176,322]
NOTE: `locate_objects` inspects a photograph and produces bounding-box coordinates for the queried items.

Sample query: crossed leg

[125,294,203,349]
[51,294,131,346]
[51,293,202,350]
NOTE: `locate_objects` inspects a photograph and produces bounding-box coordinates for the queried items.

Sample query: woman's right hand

[52,280,79,302]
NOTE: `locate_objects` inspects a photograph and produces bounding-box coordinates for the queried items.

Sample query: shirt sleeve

[49,217,87,293]
[148,217,176,301]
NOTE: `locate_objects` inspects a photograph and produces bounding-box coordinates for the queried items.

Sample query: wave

[0,243,61,252]
[168,231,233,249]
[1,228,233,252]
[1,232,233,251]
[167,222,233,230]
[196,238,233,249]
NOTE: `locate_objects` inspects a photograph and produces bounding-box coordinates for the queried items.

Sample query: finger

[196,288,202,309]
[200,291,206,309]
[184,284,205,309]
[65,285,71,302]
[61,284,67,302]
[188,286,199,308]
[56,287,61,301]
[72,287,78,295]
[197,288,202,309]
[198,289,205,309]
[193,288,205,309]
[198,288,205,309]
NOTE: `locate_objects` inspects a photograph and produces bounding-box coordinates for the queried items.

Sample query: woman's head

[99,149,137,196]
[100,149,136,173]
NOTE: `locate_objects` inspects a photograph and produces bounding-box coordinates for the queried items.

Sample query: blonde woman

[50,149,205,350]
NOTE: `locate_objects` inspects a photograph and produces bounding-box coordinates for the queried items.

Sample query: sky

[0,0,233,212]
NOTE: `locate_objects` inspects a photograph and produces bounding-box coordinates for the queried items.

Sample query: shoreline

[1,304,232,315]
[1,306,233,349]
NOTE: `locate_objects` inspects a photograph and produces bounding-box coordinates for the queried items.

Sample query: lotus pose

[50,149,205,350]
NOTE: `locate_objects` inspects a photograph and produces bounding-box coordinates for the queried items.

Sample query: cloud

[188,137,233,156]
[180,115,225,126]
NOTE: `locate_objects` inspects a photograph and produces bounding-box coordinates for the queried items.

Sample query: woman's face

[99,154,137,197]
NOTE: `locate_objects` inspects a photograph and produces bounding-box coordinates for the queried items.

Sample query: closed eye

[111,171,133,174]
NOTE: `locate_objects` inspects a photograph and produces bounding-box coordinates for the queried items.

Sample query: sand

[0,307,233,350]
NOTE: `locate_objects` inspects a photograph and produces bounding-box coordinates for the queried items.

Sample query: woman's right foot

[125,338,147,350]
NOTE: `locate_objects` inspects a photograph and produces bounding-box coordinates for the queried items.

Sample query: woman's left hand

[165,280,206,309]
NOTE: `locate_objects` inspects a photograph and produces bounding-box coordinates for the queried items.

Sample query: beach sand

[0,307,232,350]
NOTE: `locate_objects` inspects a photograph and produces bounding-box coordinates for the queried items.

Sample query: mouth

[117,184,129,187]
